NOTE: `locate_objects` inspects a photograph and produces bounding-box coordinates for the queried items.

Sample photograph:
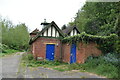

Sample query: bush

[0,43,20,57]
[22,53,34,61]
[83,54,119,78]
[27,53,34,60]
[96,63,118,78]
[115,38,120,54]
[103,53,119,66]
[85,53,119,66]
[0,43,9,53]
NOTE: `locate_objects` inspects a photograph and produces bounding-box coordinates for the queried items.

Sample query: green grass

[22,53,119,78]
[0,49,20,57]
[79,62,118,78]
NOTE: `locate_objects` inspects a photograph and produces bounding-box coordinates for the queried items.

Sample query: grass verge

[21,53,119,78]
[0,49,20,57]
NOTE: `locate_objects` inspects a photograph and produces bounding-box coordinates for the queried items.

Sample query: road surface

[1,52,24,78]
[0,52,106,78]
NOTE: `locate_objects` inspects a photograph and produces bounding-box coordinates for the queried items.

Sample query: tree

[1,17,29,50]
[71,2,119,36]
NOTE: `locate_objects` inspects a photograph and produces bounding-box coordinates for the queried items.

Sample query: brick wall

[30,37,102,63]
[31,37,61,61]
[62,42,102,63]
[61,43,71,63]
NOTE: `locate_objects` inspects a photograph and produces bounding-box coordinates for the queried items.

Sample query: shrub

[103,53,119,66]
[0,43,9,53]
[27,53,34,60]
[115,38,120,54]
[85,53,119,66]
[83,54,119,78]
[22,53,33,61]
[96,63,118,78]
[67,63,80,70]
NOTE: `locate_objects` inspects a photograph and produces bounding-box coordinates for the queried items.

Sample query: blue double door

[70,44,76,64]
[46,44,55,61]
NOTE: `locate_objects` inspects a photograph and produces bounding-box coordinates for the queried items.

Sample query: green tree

[71,2,119,36]
[1,17,29,50]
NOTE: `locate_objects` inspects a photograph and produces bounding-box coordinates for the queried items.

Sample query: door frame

[70,44,76,64]
[46,44,55,61]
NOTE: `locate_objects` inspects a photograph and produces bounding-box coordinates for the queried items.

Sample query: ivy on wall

[62,32,118,54]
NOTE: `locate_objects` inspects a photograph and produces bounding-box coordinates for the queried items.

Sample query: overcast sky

[0,0,86,32]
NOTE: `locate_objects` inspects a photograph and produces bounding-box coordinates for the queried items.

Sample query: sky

[0,0,86,32]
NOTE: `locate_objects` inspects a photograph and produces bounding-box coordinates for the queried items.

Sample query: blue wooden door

[46,44,55,61]
[70,44,76,64]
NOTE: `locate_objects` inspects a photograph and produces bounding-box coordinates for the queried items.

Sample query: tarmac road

[0,52,107,79]
[25,67,104,78]
[1,52,24,78]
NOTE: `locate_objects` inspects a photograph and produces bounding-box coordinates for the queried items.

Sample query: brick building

[29,21,101,63]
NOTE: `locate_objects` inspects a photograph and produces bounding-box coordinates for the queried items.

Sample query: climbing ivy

[62,32,118,54]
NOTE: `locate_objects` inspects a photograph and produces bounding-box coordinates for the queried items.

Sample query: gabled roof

[38,21,64,37]
[62,25,80,35]
[29,21,65,44]
[30,28,39,35]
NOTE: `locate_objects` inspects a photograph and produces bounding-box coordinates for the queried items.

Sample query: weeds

[22,53,119,78]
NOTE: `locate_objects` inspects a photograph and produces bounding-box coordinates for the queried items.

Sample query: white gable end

[41,24,61,37]
[52,27,55,37]
[69,28,79,36]
[74,29,77,35]
[56,31,59,37]
[43,31,47,36]
[70,30,73,36]
[48,27,51,36]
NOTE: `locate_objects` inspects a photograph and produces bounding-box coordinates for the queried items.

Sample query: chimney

[41,19,50,29]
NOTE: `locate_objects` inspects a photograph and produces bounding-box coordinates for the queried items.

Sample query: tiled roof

[30,28,39,35]
[62,25,80,35]
[62,26,74,34]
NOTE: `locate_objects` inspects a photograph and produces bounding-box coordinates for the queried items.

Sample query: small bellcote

[41,19,50,29]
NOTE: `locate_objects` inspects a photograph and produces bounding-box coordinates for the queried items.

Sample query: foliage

[0,17,30,50]
[103,53,119,66]
[27,53,34,60]
[62,32,118,54]
[115,14,120,37]
[0,43,20,57]
[115,37,120,54]
[81,53,119,78]
[22,53,119,78]
[0,49,19,57]
[22,53,34,62]
[0,43,9,53]
[22,53,65,67]
[67,2,120,55]
[70,2,119,36]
